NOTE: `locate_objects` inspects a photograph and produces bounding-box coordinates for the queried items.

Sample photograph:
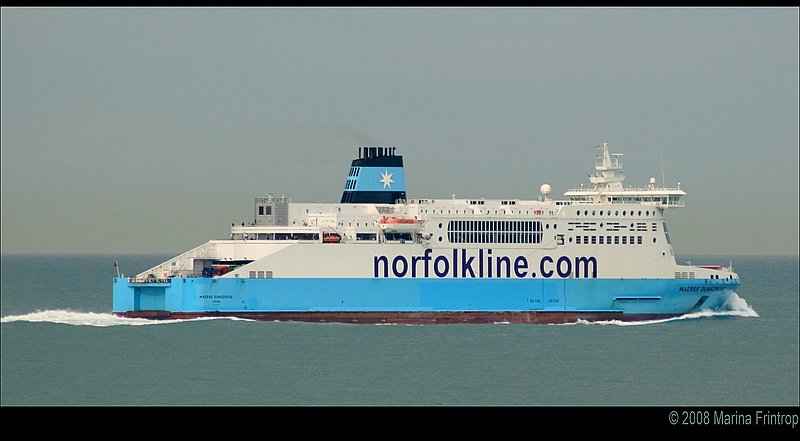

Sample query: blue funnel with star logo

[341,146,407,204]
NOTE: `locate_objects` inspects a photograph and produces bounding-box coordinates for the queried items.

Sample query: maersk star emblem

[380,170,394,189]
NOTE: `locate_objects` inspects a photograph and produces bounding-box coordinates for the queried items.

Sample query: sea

[1,254,797,406]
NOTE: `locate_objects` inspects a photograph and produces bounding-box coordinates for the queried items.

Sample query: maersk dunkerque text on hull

[113,142,740,324]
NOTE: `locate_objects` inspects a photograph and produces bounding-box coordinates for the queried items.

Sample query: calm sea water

[1,254,797,406]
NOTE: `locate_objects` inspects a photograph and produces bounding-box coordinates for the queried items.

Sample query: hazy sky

[2,7,798,256]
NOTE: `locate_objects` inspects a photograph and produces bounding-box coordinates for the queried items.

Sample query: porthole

[653,237,656,243]
[569,237,573,243]
[623,211,626,216]
[438,223,442,229]
[438,236,443,242]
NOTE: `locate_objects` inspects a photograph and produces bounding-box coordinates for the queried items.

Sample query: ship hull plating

[113,277,738,324]
[117,310,681,324]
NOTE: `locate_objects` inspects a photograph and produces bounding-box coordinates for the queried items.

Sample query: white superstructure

[135,142,735,284]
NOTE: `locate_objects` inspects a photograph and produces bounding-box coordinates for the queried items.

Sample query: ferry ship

[113,142,741,324]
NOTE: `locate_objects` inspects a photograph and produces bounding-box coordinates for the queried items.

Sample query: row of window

[576,209,654,217]
[447,220,543,244]
[423,208,551,215]
[344,179,357,190]
[447,232,544,244]
[448,220,543,232]
[568,222,655,233]
[339,221,381,227]
[237,233,318,241]
[347,167,362,177]
[611,196,680,204]
[256,205,273,216]
[572,235,647,245]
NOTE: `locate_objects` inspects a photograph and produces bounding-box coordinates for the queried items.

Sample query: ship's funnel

[341,146,406,204]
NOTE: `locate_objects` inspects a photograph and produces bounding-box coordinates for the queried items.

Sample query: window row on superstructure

[575,209,657,217]
[447,220,543,244]
[568,221,658,232]
[571,235,647,245]
[609,196,680,205]
[420,208,555,215]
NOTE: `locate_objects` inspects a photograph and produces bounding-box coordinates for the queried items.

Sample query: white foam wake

[566,292,759,326]
[0,310,253,327]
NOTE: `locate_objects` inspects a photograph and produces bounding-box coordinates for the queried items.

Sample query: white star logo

[379,170,394,189]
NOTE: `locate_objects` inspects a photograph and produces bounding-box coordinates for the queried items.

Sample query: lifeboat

[322,232,342,243]
[379,216,420,233]
[379,216,419,224]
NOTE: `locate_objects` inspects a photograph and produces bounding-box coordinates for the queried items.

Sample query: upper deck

[131,141,697,280]
[232,141,681,242]
[563,141,686,207]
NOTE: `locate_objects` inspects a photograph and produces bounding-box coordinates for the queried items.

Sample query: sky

[1,7,798,256]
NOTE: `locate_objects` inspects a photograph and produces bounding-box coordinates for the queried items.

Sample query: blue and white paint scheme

[113,143,741,323]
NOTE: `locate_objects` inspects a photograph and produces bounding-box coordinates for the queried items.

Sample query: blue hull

[112,277,739,323]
